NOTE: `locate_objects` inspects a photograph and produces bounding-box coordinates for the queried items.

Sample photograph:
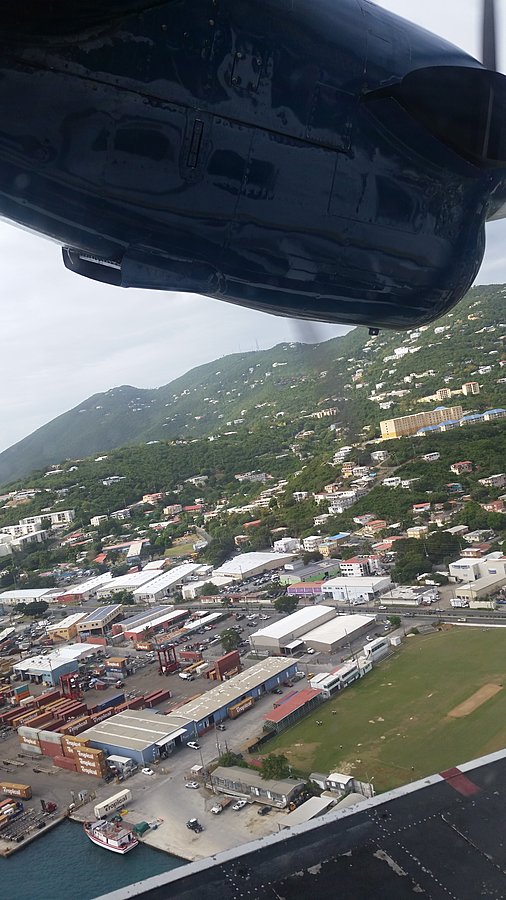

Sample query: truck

[93,789,132,819]
[450,598,469,608]
[210,797,232,814]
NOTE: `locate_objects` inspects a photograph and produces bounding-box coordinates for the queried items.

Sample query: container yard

[0,606,305,862]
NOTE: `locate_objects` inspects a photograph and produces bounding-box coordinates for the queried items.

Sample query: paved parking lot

[72,707,290,861]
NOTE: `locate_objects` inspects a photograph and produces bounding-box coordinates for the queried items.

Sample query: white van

[179,672,195,681]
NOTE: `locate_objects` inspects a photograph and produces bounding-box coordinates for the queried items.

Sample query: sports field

[265,628,506,792]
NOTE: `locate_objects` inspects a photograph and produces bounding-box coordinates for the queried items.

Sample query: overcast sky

[0,0,504,451]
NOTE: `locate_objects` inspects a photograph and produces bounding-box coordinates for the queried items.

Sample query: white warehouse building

[303,614,375,653]
[250,606,335,654]
[132,564,201,602]
[212,552,294,582]
[322,576,391,604]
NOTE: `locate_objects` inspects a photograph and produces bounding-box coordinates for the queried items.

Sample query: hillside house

[450,461,473,475]
[478,474,506,489]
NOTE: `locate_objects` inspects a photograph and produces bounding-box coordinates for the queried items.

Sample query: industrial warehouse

[132,563,202,602]
[250,608,374,654]
[75,604,124,637]
[303,614,374,653]
[80,657,297,762]
[249,606,335,654]
[13,644,105,686]
[211,551,294,581]
[80,709,192,765]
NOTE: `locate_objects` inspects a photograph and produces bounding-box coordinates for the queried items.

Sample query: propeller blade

[290,319,322,344]
[482,0,497,70]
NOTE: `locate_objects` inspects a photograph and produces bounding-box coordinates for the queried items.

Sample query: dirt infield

[448,683,502,718]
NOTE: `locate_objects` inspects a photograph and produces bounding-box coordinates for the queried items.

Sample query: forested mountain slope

[0,284,504,486]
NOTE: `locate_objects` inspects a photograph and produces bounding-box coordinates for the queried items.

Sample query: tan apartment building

[380,406,464,439]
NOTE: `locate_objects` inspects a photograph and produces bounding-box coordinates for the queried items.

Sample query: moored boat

[84,819,139,854]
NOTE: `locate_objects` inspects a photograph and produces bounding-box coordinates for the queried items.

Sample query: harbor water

[0,819,182,900]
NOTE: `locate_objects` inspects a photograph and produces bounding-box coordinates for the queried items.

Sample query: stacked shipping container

[143,689,171,708]
[0,797,23,831]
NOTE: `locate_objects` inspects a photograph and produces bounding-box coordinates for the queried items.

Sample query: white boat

[84,819,139,854]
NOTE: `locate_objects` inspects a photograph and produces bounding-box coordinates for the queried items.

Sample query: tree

[217,750,248,768]
[220,628,241,653]
[201,581,220,596]
[388,615,401,628]
[273,595,299,614]
[205,536,235,568]
[261,753,291,780]
[302,551,323,565]
[23,600,49,617]
[112,589,135,605]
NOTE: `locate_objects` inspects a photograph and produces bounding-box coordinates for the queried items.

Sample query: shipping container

[40,740,63,759]
[61,736,88,758]
[93,789,132,819]
[0,782,32,800]
[34,689,61,708]
[38,728,63,745]
[23,712,55,729]
[89,707,117,726]
[18,725,41,739]
[54,755,77,771]
[126,695,145,710]
[179,650,203,663]
[58,716,94,736]
[91,692,125,714]
[144,689,171,708]
[19,734,40,750]
[19,741,42,755]
[18,696,36,709]
[228,696,255,719]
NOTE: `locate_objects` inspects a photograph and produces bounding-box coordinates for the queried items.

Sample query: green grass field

[266,629,506,792]
[164,543,195,558]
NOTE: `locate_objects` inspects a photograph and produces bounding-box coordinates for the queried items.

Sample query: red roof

[94,553,107,564]
[263,688,321,723]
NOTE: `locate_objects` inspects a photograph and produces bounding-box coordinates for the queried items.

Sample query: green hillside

[0,283,504,486]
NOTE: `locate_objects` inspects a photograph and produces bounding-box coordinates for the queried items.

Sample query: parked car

[216,723,226,731]
[258,806,271,816]
[185,781,200,790]
[186,818,203,832]
[187,741,200,750]
[272,688,283,695]
[232,799,248,811]
[141,768,154,776]
[306,648,316,655]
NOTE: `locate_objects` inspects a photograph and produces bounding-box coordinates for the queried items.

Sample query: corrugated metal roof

[250,606,334,641]
[78,604,123,624]
[82,710,191,751]
[168,658,296,722]
[264,688,321,723]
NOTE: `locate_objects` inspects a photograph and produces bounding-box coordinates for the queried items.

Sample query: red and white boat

[84,819,139,854]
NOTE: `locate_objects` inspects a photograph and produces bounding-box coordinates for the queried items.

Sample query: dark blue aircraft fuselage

[1,0,506,328]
